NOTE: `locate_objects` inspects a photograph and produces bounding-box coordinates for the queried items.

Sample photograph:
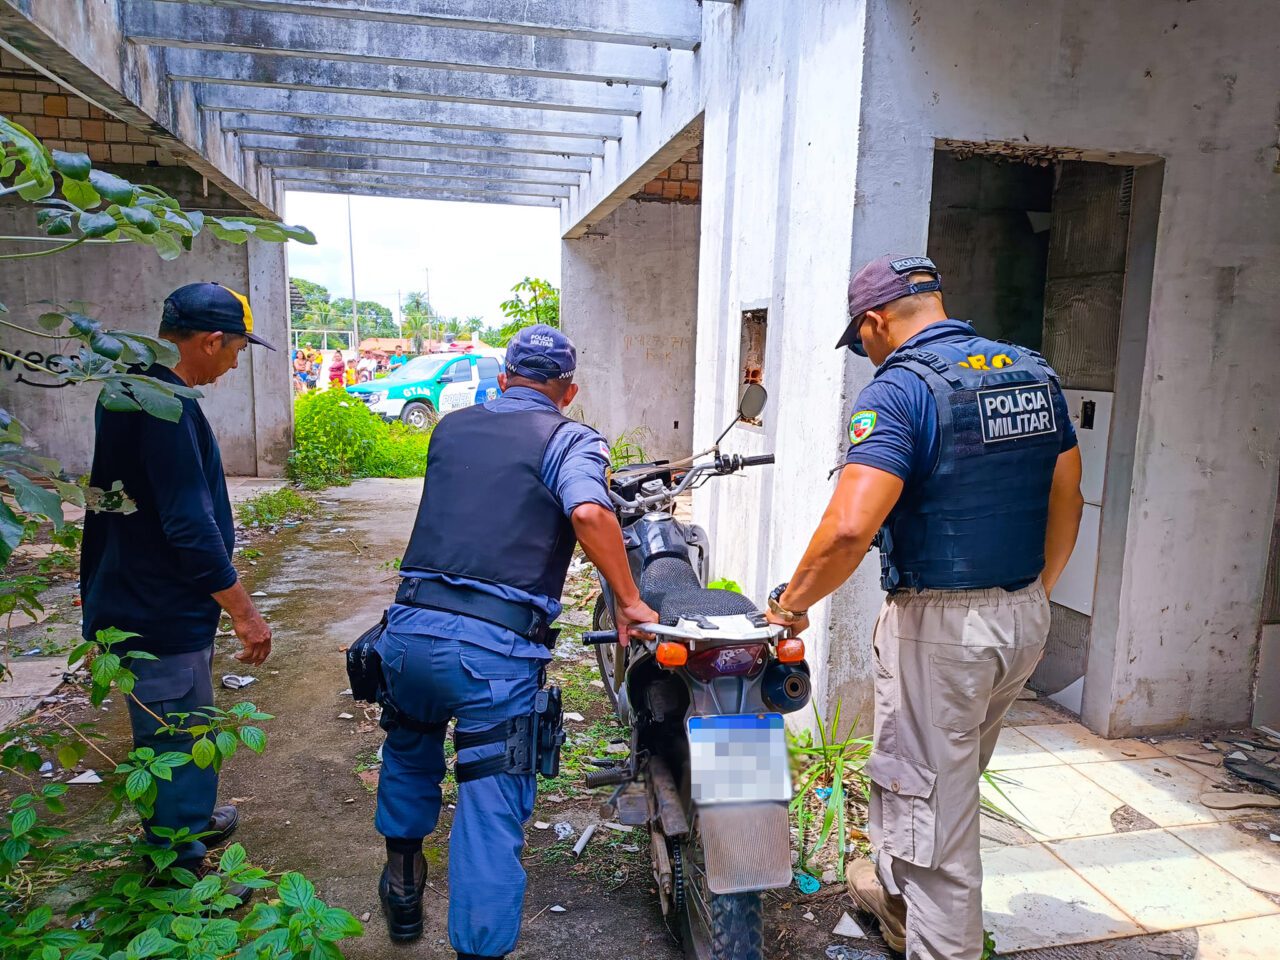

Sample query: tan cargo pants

[867,580,1050,960]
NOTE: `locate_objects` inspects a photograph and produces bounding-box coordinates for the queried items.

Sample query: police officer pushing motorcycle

[764,256,1085,959]
[368,324,657,959]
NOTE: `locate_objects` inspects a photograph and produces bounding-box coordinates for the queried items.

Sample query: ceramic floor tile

[1050,830,1277,931]
[1073,757,1226,827]
[981,764,1123,841]
[982,842,1141,951]
[1194,915,1280,959]
[1020,722,1165,764]
[1171,823,1280,895]
[989,727,1063,771]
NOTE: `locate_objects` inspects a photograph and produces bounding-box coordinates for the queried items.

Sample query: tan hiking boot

[846,859,907,954]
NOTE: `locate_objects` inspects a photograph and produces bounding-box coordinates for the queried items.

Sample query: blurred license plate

[687,714,791,805]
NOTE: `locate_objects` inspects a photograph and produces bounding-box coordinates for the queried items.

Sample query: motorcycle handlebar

[739,453,775,467]
[581,630,619,645]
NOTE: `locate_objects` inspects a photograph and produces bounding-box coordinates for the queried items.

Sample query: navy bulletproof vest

[877,336,1063,592]
[401,403,578,600]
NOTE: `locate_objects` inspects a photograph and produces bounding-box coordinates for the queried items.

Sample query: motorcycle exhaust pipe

[762,660,811,713]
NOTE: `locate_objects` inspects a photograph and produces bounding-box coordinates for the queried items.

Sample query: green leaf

[2,836,31,863]
[147,229,183,260]
[277,872,316,910]
[238,725,267,754]
[123,376,185,422]
[90,652,121,687]
[14,165,54,201]
[125,767,153,801]
[37,311,67,332]
[60,175,100,209]
[52,148,92,181]
[214,730,237,758]
[124,928,176,960]
[41,783,68,799]
[57,743,83,769]
[119,205,158,233]
[11,805,37,836]
[219,843,246,873]
[88,329,125,360]
[150,761,172,781]
[190,738,216,769]
[4,470,64,526]
[88,168,136,205]
[38,207,74,235]
[0,500,27,565]
[169,914,202,942]
[42,943,60,960]
[78,210,118,238]
[243,902,283,931]
[205,218,252,244]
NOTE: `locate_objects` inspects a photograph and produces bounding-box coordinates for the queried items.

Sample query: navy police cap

[505,323,576,382]
[163,282,277,351]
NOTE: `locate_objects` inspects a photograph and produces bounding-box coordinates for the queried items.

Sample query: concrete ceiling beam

[145,0,701,51]
[274,168,570,198]
[161,49,642,117]
[280,179,561,208]
[198,86,621,141]
[237,135,594,173]
[123,4,670,86]
[220,114,606,157]
[252,152,581,186]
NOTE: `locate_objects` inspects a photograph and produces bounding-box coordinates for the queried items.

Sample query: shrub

[235,487,321,527]
[288,389,431,488]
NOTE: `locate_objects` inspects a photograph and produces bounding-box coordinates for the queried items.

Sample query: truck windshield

[384,356,447,383]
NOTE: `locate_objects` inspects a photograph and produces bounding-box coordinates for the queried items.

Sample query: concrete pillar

[562,199,699,461]
[0,164,293,477]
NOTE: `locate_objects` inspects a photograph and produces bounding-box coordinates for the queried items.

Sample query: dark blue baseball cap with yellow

[505,323,575,382]
[162,282,276,351]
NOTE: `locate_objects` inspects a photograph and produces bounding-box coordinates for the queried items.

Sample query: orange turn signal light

[776,637,805,664]
[655,641,688,668]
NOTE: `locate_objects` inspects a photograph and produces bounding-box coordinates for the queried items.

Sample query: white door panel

[1054,502,1100,616]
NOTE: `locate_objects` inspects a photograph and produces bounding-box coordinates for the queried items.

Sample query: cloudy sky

[282,190,562,326]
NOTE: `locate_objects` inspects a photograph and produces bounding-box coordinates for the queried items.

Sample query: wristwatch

[767,582,807,623]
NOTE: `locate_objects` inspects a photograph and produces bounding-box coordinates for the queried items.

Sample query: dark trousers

[124,645,219,868]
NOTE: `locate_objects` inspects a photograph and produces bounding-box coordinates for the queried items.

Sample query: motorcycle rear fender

[698,800,793,894]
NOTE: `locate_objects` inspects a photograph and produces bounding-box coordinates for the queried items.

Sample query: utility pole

[424,267,434,350]
[346,195,359,352]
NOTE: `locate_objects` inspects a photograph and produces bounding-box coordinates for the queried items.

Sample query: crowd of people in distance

[290,345,410,393]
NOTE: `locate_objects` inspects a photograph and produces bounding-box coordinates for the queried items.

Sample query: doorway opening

[926,147,1159,716]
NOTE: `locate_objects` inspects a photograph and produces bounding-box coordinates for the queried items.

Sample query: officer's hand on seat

[765,608,810,637]
[615,598,659,648]
[232,611,273,666]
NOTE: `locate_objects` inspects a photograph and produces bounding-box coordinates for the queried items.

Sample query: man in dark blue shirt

[81,282,275,887]
[764,256,1084,960]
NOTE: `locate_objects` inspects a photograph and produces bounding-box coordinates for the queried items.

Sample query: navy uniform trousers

[123,646,219,868]
[374,630,543,959]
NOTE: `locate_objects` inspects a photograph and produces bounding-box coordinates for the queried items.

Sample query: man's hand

[765,608,810,636]
[614,597,659,648]
[232,610,272,666]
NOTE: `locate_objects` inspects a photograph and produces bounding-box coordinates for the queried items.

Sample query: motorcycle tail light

[686,643,767,683]
[776,638,805,663]
[656,641,688,668]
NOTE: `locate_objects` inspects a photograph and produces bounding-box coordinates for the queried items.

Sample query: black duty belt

[395,577,556,647]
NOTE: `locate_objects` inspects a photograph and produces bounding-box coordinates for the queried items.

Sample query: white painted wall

[691,0,869,725]
[851,0,1280,735]
[562,200,699,460]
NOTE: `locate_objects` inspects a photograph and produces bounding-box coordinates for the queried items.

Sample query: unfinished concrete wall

[562,199,699,460]
[846,0,1280,735]
[691,0,867,724]
[0,164,293,478]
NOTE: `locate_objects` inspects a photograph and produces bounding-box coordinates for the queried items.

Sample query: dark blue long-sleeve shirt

[81,365,237,654]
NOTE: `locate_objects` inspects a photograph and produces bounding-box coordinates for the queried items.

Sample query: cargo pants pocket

[866,750,938,868]
[929,654,998,733]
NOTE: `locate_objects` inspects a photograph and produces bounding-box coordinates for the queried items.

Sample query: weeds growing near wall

[288,389,432,488]
[234,487,321,527]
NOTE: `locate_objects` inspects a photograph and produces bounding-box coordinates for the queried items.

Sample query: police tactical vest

[876,334,1063,592]
[401,403,578,599]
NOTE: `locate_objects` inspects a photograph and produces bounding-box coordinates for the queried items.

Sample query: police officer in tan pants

[764,255,1084,959]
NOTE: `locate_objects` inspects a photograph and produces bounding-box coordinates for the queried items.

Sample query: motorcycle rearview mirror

[714,382,769,447]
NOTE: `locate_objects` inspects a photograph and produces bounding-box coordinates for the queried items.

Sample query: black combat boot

[379,837,426,943]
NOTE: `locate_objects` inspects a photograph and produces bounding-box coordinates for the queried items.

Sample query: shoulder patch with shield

[849,410,877,444]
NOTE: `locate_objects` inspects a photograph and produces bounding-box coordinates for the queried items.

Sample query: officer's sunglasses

[844,312,869,358]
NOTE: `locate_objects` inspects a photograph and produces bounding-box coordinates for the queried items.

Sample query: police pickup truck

[346,351,504,429]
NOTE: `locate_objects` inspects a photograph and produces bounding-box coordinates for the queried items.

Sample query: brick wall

[0,52,177,167]
[633,143,702,203]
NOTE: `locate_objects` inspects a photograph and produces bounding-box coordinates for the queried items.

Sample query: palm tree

[401,314,430,354]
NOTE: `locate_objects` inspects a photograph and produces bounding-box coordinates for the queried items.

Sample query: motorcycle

[582,384,812,960]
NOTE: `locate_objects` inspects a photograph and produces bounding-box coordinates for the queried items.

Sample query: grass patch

[234,486,320,527]
[288,388,432,489]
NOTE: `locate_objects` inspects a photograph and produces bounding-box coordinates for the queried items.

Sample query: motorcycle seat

[640,557,760,623]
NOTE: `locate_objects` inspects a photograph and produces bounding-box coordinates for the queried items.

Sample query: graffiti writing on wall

[0,347,71,388]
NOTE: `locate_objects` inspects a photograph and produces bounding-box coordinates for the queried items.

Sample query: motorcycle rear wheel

[677,824,764,960]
